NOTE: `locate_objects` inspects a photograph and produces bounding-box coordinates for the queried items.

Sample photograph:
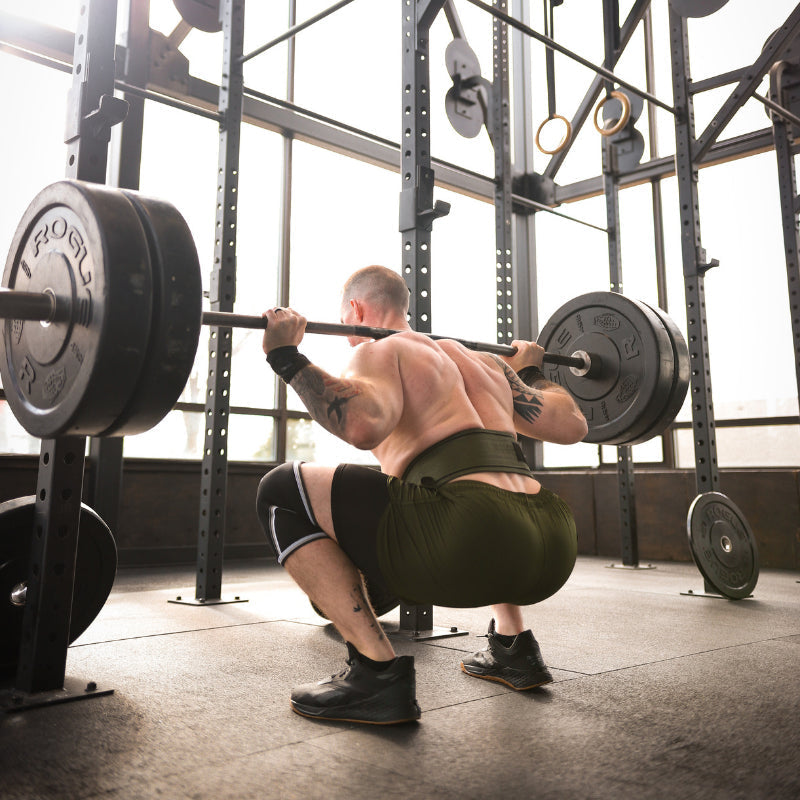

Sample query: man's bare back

[358,332,543,494]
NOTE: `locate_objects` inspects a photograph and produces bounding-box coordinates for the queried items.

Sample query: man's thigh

[298,464,337,538]
[302,463,392,592]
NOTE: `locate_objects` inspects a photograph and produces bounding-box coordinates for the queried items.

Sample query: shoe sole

[460,663,553,691]
[290,700,421,725]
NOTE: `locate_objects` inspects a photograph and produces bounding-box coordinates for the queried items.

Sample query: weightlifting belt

[401,428,533,488]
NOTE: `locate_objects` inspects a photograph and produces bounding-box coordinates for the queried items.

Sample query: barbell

[0,180,689,446]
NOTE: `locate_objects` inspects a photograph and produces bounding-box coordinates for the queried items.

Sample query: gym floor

[1,556,798,800]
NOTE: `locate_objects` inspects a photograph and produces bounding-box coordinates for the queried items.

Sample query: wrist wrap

[266,346,311,383]
[518,365,546,385]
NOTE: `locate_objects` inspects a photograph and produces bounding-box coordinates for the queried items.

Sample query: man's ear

[350,298,364,322]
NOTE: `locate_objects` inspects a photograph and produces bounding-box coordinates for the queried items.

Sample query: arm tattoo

[290,365,363,435]
[489,355,545,424]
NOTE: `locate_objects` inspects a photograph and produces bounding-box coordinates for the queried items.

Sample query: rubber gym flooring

[1,555,799,800]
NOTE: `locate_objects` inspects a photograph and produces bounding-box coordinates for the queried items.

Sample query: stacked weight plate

[1,180,203,439]
[0,497,117,678]
[537,292,689,446]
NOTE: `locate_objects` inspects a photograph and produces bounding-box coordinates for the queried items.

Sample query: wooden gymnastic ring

[535,114,572,155]
[593,90,631,137]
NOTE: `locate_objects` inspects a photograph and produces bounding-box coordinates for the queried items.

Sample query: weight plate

[0,496,117,678]
[172,0,222,33]
[618,302,690,446]
[687,492,759,599]
[100,191,203,436]
[445,39,482,82]
[538,292,674,445]
[669,0,729,18]
[1,180,153,438]
[445,85,484,139]
[613,128,646,174]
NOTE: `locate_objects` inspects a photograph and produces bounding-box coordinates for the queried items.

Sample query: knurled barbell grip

[0,292,587,370]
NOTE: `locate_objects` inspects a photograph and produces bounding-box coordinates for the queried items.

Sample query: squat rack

[2,0,800,704]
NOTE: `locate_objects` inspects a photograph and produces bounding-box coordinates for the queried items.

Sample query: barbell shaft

[199,312,588,369]
[0,289,587,371]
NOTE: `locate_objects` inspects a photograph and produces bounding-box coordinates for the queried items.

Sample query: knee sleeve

[256,461,328,565]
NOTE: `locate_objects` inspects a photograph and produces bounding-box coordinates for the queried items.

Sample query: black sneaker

[460,619,553,691]
[290,643,421,725]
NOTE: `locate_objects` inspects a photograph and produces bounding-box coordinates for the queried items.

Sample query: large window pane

[676,425,800,469]
[698,153,798,423]
[228,125,282,408]
[122,410,203,459]
[0,402,40,456]
[0,54,72,454]
[0,1,79,29]
[293,0,398,144]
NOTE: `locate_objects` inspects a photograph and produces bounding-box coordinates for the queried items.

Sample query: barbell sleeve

[0,288,55,323]
[0,290,588,371]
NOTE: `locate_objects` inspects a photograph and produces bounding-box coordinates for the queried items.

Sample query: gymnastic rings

[535,114,573,155]
[593,90,631,137]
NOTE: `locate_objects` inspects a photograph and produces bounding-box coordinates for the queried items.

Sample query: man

[257,265,587,725]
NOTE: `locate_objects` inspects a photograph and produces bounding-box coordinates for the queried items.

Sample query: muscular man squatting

[257,264,588,725]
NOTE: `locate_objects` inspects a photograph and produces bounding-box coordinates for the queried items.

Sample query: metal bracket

[168,595,248,606]
[681,589,753,600]
[696,247,720,275]
[399,167,451,232]
[148,28,191,91]
[83,93,130,140]
[418,199,451,228]
[1,677,113,714]
[512,172,557,211]
[387,602,468,641]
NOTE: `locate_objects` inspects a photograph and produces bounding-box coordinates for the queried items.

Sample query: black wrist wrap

[518,365,545,385]
[266,346,311,383]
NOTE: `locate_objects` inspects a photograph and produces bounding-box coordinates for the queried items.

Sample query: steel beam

[195,0,245,603]
[669,7,720,506]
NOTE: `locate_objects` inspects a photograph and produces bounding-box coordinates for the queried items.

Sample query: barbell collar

[568,349,592,378]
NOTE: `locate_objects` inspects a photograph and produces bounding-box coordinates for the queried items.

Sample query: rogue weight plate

[1,181,153,438]
[618,301,690,445]
[537,292,674,445]
[0,496,117,677]
[100,190,203,436]
[687,492,759,599]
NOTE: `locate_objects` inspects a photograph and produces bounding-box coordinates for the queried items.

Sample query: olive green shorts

[376,479,577,608]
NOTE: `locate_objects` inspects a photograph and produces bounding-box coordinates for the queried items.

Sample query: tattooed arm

[288,359,401,449]
[488,352,588,444]
[262,305,403,450]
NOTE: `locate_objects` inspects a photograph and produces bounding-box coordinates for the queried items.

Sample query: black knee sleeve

[256,461,328,565]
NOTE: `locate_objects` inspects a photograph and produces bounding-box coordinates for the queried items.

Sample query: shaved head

[341,265,410,318]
